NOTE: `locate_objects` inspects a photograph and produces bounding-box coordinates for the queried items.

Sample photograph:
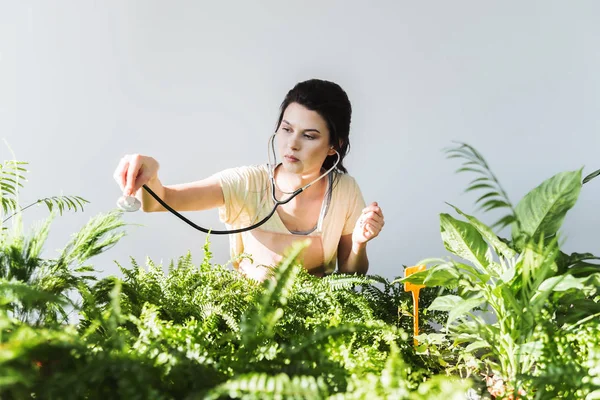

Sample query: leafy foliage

[2,145,598,398]
[402,143,600,397]
[2,235,466,399]
[0,155,124,326]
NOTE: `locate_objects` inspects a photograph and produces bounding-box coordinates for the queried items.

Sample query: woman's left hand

[352,202,384,245]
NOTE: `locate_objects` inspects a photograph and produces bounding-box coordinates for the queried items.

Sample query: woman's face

[276,102,336,176]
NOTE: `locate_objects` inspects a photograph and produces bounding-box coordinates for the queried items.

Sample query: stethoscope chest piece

[117,196,141,212]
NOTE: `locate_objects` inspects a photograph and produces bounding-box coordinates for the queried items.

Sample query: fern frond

[320,274,374,292]
[200,303,240,333]
[204,373,328,400]
[240,241,308,349]
[56,210,126,268]
[0,278,68,310]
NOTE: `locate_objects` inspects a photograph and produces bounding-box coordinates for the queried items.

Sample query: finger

[113,157,130,191]
[361,219,382,233]
[361,210,382,222]
[363,211,384,223]
[363,225,376,238]
[364,221,383,233]
[364,223,380,238]
[362,205,383,218]
[133,169,151,193]
[125,155,142,196]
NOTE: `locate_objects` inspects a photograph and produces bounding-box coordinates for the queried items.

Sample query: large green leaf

[440,214,490,272]
[557,251,600,275]
[428,295,464,312]
[512,170,582,244]
[447,296,485,325]
[448,204,517,260]
[428,294,486,326]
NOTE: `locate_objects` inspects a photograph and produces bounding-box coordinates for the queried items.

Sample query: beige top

[216,164,365,275]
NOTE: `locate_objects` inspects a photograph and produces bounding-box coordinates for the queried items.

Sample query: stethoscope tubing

[135,133,340,235]
[141,181,303,234]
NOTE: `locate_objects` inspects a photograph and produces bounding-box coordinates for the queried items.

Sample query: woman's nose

[288,133,301,150]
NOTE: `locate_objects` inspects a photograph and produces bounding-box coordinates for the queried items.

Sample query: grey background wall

[1,1,598,280]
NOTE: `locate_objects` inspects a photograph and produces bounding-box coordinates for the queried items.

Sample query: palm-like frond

[444,142,517,231]
[0,158,89,226]
[3,196,90,226]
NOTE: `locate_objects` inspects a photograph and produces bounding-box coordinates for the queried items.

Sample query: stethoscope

[116,133,341,235]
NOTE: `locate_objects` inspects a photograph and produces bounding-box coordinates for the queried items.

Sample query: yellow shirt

[216,164,365,274]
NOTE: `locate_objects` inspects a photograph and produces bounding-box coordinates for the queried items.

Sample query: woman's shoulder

[332,171,361,192]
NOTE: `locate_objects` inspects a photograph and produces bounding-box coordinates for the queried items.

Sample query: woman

[114,79,384,281]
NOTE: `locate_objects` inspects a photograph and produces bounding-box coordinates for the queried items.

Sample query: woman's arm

[141,175,225,213]
[337,234,369,274]
[337,201,384,274]
[115,154,225,213]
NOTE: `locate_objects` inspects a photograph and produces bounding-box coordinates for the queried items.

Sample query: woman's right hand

[114,154,160,197]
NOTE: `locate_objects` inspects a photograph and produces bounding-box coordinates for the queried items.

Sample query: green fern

[240,241,308,352]
[204,372,328,400]
[0,210,127,326]
[444,142,517,231]
[320,274,374,292]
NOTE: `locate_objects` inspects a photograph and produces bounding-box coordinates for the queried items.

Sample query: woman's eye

[282,127,291,132]
[303,134,315,140]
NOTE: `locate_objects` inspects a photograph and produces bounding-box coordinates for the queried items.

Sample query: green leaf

[469,177,492,185]
[491,215,517,231]
[447,295,485,325]
[539,273,600,292]
[428,295,464,312]
[568,262,600,277]
[466,183,496,192]
[557,251,600,275]
[440,213,490,271]
[465,340,490,353]
[512,169,582,243]
[456,167,488,175]
[454,262,490,283]
[583,168,600,184]
[479,200,511,212]
[397,262,460,288]
[475,192,501,204]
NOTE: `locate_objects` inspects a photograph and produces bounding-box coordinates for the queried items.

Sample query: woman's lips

[285,155,299,162]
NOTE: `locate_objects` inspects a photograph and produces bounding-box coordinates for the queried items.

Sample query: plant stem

[2,200,42,224]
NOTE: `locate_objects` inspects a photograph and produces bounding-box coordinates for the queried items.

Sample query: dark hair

[275,79,352,173]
